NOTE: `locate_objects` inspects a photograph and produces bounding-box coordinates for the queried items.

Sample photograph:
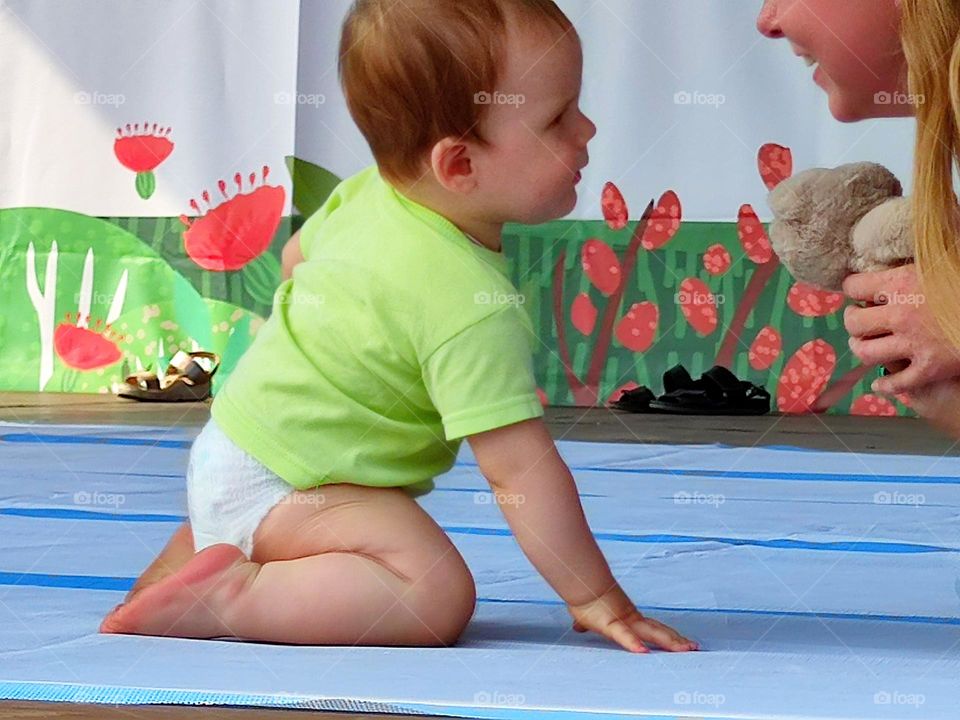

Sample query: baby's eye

[551,112,565,127]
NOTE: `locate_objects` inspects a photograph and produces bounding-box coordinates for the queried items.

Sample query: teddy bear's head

[767,162,903,291]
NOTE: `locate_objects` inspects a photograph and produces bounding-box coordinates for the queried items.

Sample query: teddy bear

[766,162,914,291]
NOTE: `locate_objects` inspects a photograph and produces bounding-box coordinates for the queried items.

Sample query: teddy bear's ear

[837,162,902,199]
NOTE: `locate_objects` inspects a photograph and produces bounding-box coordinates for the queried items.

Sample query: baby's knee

[413,553,476,646]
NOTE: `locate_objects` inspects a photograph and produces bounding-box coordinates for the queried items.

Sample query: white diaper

[186,418,295,558]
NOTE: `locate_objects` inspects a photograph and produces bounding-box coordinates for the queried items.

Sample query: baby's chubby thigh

[250,483,477,637]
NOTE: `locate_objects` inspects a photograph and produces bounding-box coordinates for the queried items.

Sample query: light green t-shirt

[211,166,544,495]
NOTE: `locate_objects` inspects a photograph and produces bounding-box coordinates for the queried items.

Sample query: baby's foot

[101,543,252,638]
[124,523,196,602]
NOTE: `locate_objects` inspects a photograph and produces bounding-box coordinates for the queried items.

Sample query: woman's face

[757,0,911,122]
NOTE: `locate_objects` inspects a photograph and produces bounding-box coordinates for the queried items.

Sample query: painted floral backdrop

[0,123,334,397]
[506,143,905,417]
[0,127,902,415]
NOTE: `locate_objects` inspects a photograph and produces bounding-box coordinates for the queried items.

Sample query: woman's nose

[757,0,785,38]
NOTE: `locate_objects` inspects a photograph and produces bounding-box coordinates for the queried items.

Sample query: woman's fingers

[874,363,925,396]
[842,270,888,303]
[843,304,893,339]
[848,335,906,367]
[842,266,915,303]
[843,304,890,339]
[841,273,876,303]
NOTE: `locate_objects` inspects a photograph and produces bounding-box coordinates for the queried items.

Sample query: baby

[101,0,697,654]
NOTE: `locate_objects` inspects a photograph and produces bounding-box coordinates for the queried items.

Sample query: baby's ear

[429,137,477,193]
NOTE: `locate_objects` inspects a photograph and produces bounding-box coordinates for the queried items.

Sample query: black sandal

[649,364,770,416]
[611,385,656,412]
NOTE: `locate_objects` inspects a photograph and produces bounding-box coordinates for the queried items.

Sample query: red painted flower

[615,301,659,352]
[54,314,122,371]
[703,244,732,275]
[850,394,897,417]
[602,182,629,231]
[114,123,174,200]
[777,339,837,413]
[641,191,682,250]
[737,204,774,265]
[787,282,845,317]
[749,326,782,370]
[571,293,598,335]
[114,123,174,172]
[758,143,793,190]
[181,166,286,272]
[581,239,622,296]
[677,278,718,335]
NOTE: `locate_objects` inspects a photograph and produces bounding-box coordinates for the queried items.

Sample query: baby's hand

[567,586,699,654]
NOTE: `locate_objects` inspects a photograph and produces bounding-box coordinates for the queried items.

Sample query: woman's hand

[901,378,960,439]
[843,265,960,394]
[567,585,699,654]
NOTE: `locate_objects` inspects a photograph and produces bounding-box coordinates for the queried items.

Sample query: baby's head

[339,0,596,225]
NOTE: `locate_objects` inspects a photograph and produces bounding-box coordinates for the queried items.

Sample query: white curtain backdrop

[0,0,915,221]
[295,0,917,222]
[0,0,299,218]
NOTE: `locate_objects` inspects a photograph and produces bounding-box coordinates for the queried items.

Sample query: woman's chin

[826,91,874,123]
[825,83,916,122]
[827,100,865,123]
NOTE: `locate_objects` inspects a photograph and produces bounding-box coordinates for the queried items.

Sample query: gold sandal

[116,351,220,402]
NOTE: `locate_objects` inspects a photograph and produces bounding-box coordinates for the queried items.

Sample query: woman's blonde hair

[901,0,960,349]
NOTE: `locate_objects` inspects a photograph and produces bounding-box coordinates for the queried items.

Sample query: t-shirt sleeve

[297,179,347,259]
[422,307,544,440]
[300,192,342,260]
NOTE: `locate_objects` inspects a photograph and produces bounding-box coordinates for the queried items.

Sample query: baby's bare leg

[102,485,476,646]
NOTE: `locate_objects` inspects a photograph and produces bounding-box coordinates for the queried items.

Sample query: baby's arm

[468,418,697,653]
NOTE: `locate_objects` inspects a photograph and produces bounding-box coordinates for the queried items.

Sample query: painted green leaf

[242,252,281,307]
[135,171,156,200]
[285,156,341,218]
